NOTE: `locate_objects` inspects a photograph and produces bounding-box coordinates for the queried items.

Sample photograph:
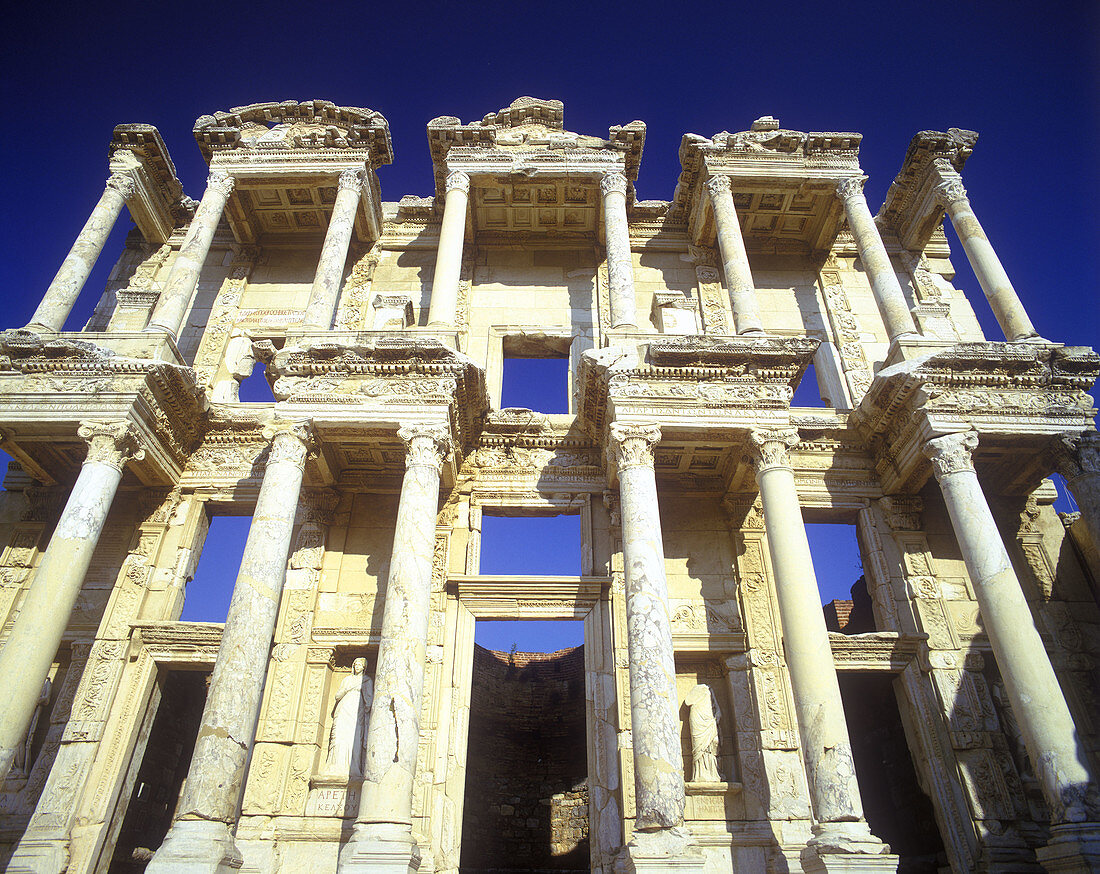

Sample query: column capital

[77,420,146,471]
[106,171,137,200]
[445,170,470,196]
[600,171,628,198]
[206,170,236,197]
[704,174,732,199]
[748,427,799,474]
[338,168,366,194]
[608,423,661,470]
[262,419,316,471]
[922,431,979,481]
[397,424,452,472]
[1054,432,1100,480]
[933,176,969,209]
[835,175,868,202]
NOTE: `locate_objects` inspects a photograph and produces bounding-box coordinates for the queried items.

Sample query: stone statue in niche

[685,682,722,783]
[10,677,50,778]
[324,658,372,778]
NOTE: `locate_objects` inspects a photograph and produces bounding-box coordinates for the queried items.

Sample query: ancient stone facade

[0,98,1098,873]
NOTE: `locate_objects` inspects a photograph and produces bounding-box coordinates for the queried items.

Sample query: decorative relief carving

[878,496,923,531]
[934,176,968,209]
[922,431,979,480]
[262,420,316,471]
[703,175,731,199]
[599,172,627,198]
[338,168,365,193]
[105,172,137,200]
[77,421,146,471]
[1055,431,1100,480]
[834,176,866,202]
[334,244,381,331]
[819,276,872,402]
[748,428,799,474]
[445,170,470,196]
[398,424,452,472]
[607,423,661,470]
[206,170,236,197]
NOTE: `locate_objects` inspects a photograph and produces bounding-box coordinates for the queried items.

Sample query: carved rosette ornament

[77,421,146,471]
[397,424,452,473]
[599,171,628,198]
[445,170,470,196]
[933,176,969,209]
[835,175,867,202]
[747,428,799,475]
[262,420,316,471]
[206,170,236,198]
[704,174,732,199]
[922,431,979,481]
[338,168,366,193]
[608,423,661,471]
[105,172,137,200]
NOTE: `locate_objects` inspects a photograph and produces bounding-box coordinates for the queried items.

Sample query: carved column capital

[922,431,979,481]
[397,424,452,473]
[933,176,969,209]
[262,419,316,471]
[835,175,867,202]
[1054,432,1100,480]
[600,171,628,198]
[704,174,732,199]
[106,172,137,200]
[445,170,470,196]
[338,168,366,193]
[747,427,799,474]
[608,423,661,470]
[77,421,146,471]
[206,170,236,198]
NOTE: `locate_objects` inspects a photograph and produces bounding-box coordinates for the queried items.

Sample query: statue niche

[324,658,373,778]
[685,682,722,783]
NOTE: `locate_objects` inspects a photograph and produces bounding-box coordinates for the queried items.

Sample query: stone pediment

[427,96,645,201]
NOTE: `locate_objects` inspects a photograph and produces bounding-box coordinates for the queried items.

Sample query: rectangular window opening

[180,514,251,622]
[238,362,276,403]
[804,521,875,632]
[479,513,581,577]
[501,357,569,413]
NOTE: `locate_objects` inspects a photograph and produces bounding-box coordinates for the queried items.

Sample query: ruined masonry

[0,97,1098,874]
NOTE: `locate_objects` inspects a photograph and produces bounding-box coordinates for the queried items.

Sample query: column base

[800,821,898,874]
[613,826,707,873]
[5,838,69,874]
[1036,822,1100,873]
[338,822,423,874]
[145,819,243,873]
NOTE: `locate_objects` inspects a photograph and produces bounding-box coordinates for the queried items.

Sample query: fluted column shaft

[341,425,450,871]
[146,171,235,340]
[0,422,144,782]
[748,428,873,835]
[836,176,917,341]
[705,175,764,335]
[601,172,638,330]
[609,423,685,830]
[302,169,364,331]
[933,169,1038,341]
[924,432,1098,825]
[147,420,314,873]
[427,171,469,328]
[1056,432,1100,553]
[28,174,135,332]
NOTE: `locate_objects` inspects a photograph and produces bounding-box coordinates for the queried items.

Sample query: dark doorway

[108,670,208,873]
[838,672,948,873]
[460,642,588,873]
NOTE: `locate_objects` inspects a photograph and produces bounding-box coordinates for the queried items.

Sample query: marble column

[302,169,364,331]
[340,425,451,874]
[1055,431,1100,553]
[748,428,894,867]
[608,423,705,869]
[933,170,1039,342]
[704,175,764,335]
[0,421,144,782]
[923,432,1100,860]
[27,173,136,333]
[427,171,470,328]
[601,172,639,330]
[147,420,314,874]
[146,170,235,340]
[835,177,917,341]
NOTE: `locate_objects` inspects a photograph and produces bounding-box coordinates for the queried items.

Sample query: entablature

[109,124,190,244]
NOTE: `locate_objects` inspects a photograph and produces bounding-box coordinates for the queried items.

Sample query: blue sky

[3,0,1096,649]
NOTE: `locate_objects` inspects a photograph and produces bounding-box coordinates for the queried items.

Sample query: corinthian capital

[933,176,968,209]
[835,176,867,202]
[704,175,732,199]
[77,421,146,471]
[338,168,366,193]
[748,428,799,474]
[922,431,979,481]
[398,425,452,472]
[106,172,137,200]
[262,419,316,471]
[1054,432,1100,481]
[600,172,628,198]
[206,170,236,198]
[445,170,470,196]
[608,423,661,471]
